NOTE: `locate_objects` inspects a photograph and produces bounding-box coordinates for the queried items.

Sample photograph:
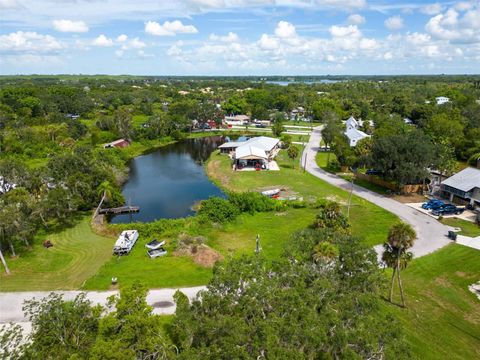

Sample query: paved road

[0,286,206,325]
[302,126,452,259]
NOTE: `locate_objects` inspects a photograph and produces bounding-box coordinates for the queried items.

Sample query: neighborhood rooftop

[442,167,480,193]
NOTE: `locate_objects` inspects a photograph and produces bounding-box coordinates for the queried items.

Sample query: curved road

[302,126,451,258]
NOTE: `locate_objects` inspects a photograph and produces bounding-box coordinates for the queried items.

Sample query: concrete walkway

[302,126,452,259]
[0,286,206,326]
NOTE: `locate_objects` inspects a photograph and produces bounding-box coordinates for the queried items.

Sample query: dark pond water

[111,136,226,223]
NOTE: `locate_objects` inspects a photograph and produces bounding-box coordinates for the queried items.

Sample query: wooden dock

[99,206,140,215]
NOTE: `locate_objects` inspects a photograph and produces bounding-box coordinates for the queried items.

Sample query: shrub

[313,200,350,234]
[197,197,239,224]
[227,192,281,214]
[328,158,340,171]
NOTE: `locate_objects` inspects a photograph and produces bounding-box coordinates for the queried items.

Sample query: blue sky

[0,0,479,75]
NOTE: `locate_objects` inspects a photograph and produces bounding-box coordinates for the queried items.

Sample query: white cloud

[275,20,296,38]
[167,41,184,56]
[425,6,480,43]
[329,25,360,37]
[126,37,146,49]
[384,15,404,30]
[92,34,114,47]
[209,32,239,42]
[315,0,366,9]
[117,34,128,42]
[145,20,198,36]
[258,34,279,50]
[0,31,63,53]
[52,19,89,33]
[347,14,365,25]
[0,0,20,9]
[421,3,443,15]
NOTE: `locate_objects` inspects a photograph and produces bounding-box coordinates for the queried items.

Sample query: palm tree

[382,222,416,307]
[93,181,114,219]
[312,241,339,263]
[287,146,299,169]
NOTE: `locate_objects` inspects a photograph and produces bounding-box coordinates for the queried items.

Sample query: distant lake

[265,80,342,86]
[111,137,226,223]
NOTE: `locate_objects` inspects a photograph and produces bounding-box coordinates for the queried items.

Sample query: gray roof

[220,136,279,151]
[344,128,369,141]
[235,145,268,160]
[442,167,480,192]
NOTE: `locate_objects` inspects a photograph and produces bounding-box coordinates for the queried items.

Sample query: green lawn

[207,147,397,247]
[385,244,480,359]
[441,217,480,237]
[0,216,115,291]
[315,151,338,173]
[83,208,317,290]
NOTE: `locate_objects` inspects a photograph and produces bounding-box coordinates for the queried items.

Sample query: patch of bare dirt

[392,193,428,204]
[174,244,223,268]
[173,233,223,268]
[455,271,467,278]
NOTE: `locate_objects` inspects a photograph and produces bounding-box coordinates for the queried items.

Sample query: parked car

[432,204,465,216]
[366,169,382,176]
[255,123,267,128]
[422,199,444,210]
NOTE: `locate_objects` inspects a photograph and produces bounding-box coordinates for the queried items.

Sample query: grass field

[385,244,480,359]
[0,216,115,291]
[441,217,480,237]
[207,147,398,247]
[83,207,317,290]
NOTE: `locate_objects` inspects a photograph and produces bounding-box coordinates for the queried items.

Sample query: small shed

[104,139,130,149]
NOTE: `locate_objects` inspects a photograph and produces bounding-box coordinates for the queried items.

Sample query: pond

[110,136,226,223]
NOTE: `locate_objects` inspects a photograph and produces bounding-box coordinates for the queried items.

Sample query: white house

[225,114,250,125]
[345,128,369,147]
[345,116,359,130]
[344,116,370,147]
[436,96,450,105]
[442,167,480,208]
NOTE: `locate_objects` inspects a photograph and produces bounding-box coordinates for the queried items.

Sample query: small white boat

[261,189,280,197]
[145,239,165,250]
[147,248,168,258]
[113,230,139,255]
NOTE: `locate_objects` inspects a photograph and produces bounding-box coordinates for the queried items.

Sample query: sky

[0,0,479,75]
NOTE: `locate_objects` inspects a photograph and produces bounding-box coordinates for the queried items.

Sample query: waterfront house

[219,136,280,170]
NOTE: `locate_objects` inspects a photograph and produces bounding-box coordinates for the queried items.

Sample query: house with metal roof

[441,167,480,208]
[219,136,280,171]
[344,128,369,147]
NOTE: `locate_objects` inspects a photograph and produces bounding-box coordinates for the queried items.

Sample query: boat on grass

[113,230,139,255]
[261,188,281,197]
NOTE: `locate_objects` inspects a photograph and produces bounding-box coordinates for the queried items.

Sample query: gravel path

[302,126,452,259]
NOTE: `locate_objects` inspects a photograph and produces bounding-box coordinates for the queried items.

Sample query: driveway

[0,286,206,326]
[302,126,452,259]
